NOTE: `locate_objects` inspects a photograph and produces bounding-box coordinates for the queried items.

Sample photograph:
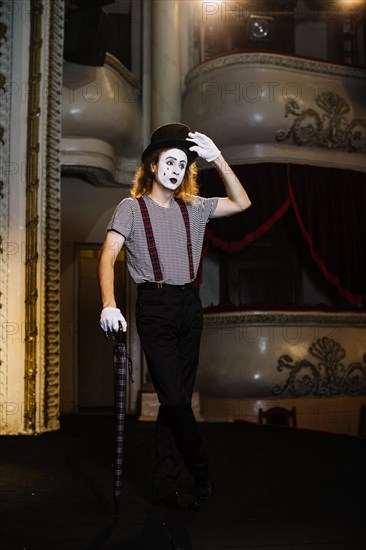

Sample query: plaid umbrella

[107,323,133,520]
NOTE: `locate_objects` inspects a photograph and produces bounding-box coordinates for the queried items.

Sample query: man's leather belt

[138,282,194,291]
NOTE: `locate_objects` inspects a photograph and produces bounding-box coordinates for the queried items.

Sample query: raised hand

[186,131,221,163]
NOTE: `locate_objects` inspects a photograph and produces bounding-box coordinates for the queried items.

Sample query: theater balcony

[182,51,366,173]
[61,53,142,187]
[182,52,366,435]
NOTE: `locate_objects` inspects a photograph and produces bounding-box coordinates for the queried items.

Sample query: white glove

[186,131,221,162]
[100,307,127,333]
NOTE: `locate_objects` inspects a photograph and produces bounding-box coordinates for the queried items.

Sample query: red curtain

[199,163,291,252]
[198,163,366,305]
[288,165,366,305]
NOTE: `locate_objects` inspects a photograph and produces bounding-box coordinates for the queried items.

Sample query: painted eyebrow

[165,156,187,164]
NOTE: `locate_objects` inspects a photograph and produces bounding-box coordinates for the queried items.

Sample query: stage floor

[1,416,366,550]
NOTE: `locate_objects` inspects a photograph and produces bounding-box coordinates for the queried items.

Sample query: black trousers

[136,283,209,498]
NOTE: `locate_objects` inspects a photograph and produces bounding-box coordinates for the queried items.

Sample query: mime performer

[98,123,251,509]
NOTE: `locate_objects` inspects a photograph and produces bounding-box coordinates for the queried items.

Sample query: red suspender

[175,198,195,282]
[137,196,163,283]
[137,196,195,283]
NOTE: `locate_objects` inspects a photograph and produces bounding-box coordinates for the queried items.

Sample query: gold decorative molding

[24,0,43,433]
[0,0,11,432]
[43,0,64,430]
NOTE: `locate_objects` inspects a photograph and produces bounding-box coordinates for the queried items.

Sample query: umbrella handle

[116,322,127,344]
[104,322,127,344]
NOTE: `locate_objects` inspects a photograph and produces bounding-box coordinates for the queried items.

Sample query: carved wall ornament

[273,337,366,397]
[276,92,366,153]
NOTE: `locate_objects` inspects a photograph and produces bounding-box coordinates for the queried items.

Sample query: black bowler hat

[141,123,198,164]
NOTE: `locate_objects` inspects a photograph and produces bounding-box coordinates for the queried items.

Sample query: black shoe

[160,489,198,510]
[194,479,215,506]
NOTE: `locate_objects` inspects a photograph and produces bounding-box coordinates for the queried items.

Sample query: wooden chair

[258,406,297,428]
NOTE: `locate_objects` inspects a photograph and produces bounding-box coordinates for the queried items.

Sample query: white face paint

[155,148,188,191]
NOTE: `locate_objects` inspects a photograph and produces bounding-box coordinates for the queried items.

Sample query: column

[151,0,181,129]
